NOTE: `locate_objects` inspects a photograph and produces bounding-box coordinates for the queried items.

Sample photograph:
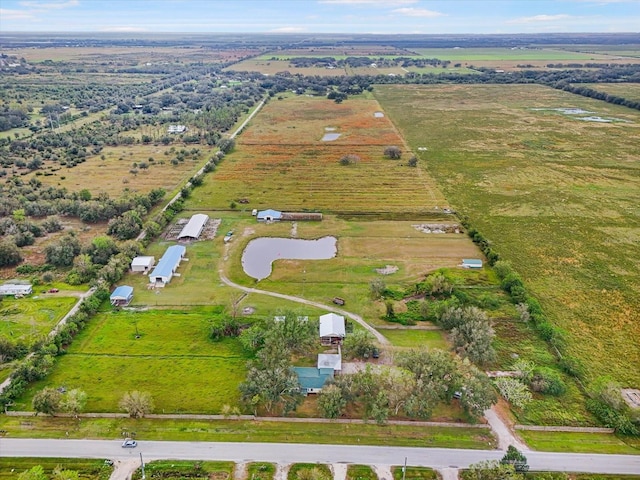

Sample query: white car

[122,439,137,448]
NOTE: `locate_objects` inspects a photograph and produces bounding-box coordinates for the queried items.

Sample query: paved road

[218,271,389,345]
[1,439,639,474]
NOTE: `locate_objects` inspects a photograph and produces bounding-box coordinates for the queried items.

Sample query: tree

[407,156,418,167]
[339,154,360,166]
[438,305,486,330]
[342,329,376,359]
[460,460,521,480]
[494,378,532,409]
[119,390,154,418]
[378,368,415,415]
[451,320,496,365]
[61,388,87,417]
[265,311,317,355]
[501,445,529,473]
[44,234,81,267]
[0,238,22,267]
[369,278,386,299]
[383,145,402,160]
[17,466,48,480]
[32,387,62,416]
[107,210,142,240]
[459,363,498,419]
[85,236,119,265]
[317,383,347,419]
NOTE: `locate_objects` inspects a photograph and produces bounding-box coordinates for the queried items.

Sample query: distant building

[293,367,334,394]
[177,214,208,241]
[131,256,155,273]
[167,125,186,134]
[256,209,282,222]
[462,259,483,269]
[0,283,32,296]
[110,285,133,306]
[319,313,346,345]
[149,245,186,286]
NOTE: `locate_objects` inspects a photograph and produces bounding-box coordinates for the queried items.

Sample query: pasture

[374,83,640,386]
[586,83,640,103]
[186,94,448,213]
[15,307,251,413]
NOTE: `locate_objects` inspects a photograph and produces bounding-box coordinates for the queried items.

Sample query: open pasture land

[15,307,250,413]
[585,83,640,103]
[558,44,640,58]
[187,94,448,213]
[227,59,347,76]
[0,295,77,345]
[375,83,640,386]
[260,45,414,58]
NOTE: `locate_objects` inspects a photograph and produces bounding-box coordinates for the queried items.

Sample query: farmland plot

[375,83,640,385]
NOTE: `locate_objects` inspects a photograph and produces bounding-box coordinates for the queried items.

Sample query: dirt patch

[243,227,255,237]
[622,388,640,409]
[375,265,398,275]
[163,218,220,241]
[412,223,463,234]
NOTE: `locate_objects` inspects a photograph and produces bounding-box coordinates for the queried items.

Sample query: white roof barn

[319,313,346,345]
[178,214,208,241]
[149,245,186,285]
[131,256,155,273]
[0,283,32,296]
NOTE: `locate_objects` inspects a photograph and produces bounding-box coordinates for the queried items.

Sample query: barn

[177,214,209,241]
[0,283,33,296]
[256,209,282,222]
[149,245,186,286]
[110,285,133,306]
[131,256,155,273]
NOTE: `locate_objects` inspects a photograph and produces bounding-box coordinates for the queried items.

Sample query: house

[256,209,282,222]
[167,125,186,134]
[131,256,155,273]
[148,245,186,286]
[110,285,133,306]
[317,353,341,372]
[177,213,208,241]
[462,259,483,269]
[0,283,32,296]
[319,313,346,345]
[293,367,334,394]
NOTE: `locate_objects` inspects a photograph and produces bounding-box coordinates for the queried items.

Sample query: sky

[0,0,639,34]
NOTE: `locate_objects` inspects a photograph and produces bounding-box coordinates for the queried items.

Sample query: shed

[149,245,186,285]
[256,209,282,222]
[319,313,346,345]
[177,214,209,241]
[110,285,133,306]
[293,367,334,394]
[462,259,483,269]
[0,283,33,296]
[317,353,342,372]
[131,256,155,273]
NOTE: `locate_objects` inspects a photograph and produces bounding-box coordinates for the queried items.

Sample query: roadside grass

[288,464,332,480]
[517,430,640,455]
[0,296,77,345]
[391,466,438,480]
[374,83,640,391]
[185,94,448,214]
[0,416,495,449]
[248,463,276,480]
[13,307,251,414]
[132,461,235,480]
[0,458,112,480]
[347,465,377,480]
[380,329,448,349]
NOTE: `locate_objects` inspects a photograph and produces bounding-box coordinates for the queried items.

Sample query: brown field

[264,45,412,57]
[186,94,448,213]
[226,59,347,77]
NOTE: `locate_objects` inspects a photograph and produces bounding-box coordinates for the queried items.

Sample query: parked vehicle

[372,348,380,359]
[122,439,137,448]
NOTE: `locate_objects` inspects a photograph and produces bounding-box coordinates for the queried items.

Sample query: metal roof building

[256,209,282,222]
[149,245,186,285]
[110,285,134,306]
[317,353,342,372]
[0,283,33,296]
[131,256,155,273]
[462,259,483,269]
[319,313,346,345]
[177,214,209,240]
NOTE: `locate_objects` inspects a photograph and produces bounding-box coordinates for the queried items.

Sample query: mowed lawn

[0,296,77,345]
[375,84,640,386]
[186,94,448,213]
[16,307,250,413]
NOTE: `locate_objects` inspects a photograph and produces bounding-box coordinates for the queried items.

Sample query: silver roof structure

[177,214,209,240]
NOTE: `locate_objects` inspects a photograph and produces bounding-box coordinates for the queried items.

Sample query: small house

[293,367,334,394]
[110,285,133,306]
[317,353,342,373]
[177,213,208,241]
[319,313,346,345]
[167,125,186,134]
[0,283,33,296]
[149,245,186,286]
[462,259,483,269]
[256,209,282,222]
[131,256,155,273]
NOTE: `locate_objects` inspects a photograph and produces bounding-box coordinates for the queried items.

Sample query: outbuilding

[177,213,209,241]
[317,353,342,372]
[110,285,134,306]
[462,259,483,269]
[0,283,33,296]
[149,245,186,286]
[319,313,346,345]
[131,256,155,273]
[256,209,282,222]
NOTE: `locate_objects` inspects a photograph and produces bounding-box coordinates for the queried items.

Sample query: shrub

[494,377,532,409]
[530,367,567,396]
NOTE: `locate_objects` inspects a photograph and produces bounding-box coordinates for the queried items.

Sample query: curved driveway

[218,271,389,345]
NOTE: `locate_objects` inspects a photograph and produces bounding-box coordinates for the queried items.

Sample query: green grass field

[131,461,234,480]
[0,296,77,345]
[411,47,606,61]
[380,328,448,349]
[14,307,251,413]
[0,458,112,480]
[375,84,640,389]
[585,83,640,103]
[518,430,640,455]
[347,465,377,480]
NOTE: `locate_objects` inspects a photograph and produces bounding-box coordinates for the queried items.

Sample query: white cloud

[319,0,417,5]
[270,26,307,33]
[0,8,34,19]
[507,14,572,24]
[19,0,79,9]
[392,7,445,18]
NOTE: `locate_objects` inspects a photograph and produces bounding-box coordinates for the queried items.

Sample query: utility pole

[402,457,407,480]
[140,452,146,480]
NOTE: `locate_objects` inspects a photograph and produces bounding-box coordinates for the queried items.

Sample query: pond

[321,133,341,141]
[242,236,337,280]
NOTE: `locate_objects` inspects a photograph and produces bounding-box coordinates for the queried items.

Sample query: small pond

[242,236,337,280]
[322,133,341,141]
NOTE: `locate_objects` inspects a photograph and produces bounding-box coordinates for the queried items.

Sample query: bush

[494,377,532,409]
[530,367,567,396]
